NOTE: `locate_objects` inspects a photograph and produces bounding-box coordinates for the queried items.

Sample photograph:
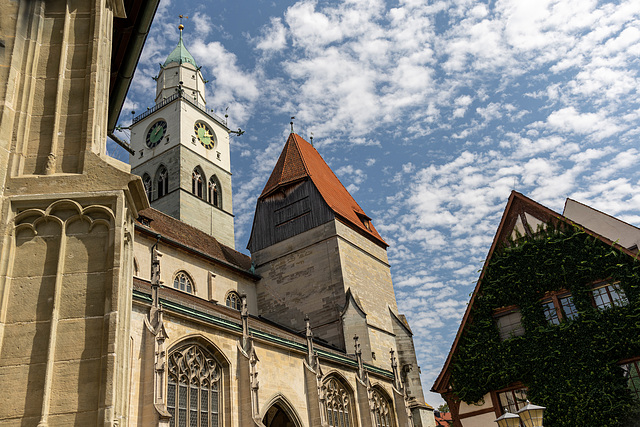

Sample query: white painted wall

[564,199,640,250]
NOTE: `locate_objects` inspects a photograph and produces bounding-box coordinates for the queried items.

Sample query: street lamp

[494,401,546,427]
[494,412,521,427]
[516,401,546,427]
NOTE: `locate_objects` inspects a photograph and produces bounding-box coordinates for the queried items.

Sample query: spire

[163,22,198,68]
[258,133,388,247]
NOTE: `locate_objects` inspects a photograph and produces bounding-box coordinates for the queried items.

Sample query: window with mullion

[324,377,352,427]
[192,169,204,199]
[559,295,578,320]
[622,360,640,400]
[173,271,194,294]
[157,167,169,198]
[498,388,528,414]
[592,282,628,309]
[495,309,525,341]
[225,292,241,310]
[542,300,560,325]
[168,344,221,427]
[371,388,394,427]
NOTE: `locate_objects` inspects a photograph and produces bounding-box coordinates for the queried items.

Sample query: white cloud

[546,107,623,140]
[123,0,640,408]
[453,95,473,118]
[256,17,288,52]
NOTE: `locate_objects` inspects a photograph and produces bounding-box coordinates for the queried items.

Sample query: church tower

[248,133,433,423]
[129,25,235,248]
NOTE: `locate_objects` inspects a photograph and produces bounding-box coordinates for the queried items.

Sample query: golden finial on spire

[178,15,188,31]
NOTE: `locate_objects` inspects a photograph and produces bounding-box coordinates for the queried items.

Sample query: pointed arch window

[157,166,169,198]
[142,173,152,201]
[208,177,221,208]
[225,291,241,310]
[192,168,204,199]
[173,271,194,294]
[371,388,394,427]
[324,377,353,427]
[167,344,221,427]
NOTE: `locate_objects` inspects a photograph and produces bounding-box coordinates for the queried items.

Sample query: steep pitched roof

[431,191,638,394]
[135,208,255,276]
[260,133,388,247]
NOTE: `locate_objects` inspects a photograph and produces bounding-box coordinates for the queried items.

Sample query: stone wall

[128,290,403,427]
[133,232,258,314]
[0,2,147,425]
[253,221,346,349]
[178,146,234,248]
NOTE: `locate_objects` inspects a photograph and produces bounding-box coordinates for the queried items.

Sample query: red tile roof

[260,133,388,247]
[435,411,452,426]
[135,207,254,274]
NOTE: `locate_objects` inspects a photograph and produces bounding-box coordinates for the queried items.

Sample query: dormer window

[356,212,372,231]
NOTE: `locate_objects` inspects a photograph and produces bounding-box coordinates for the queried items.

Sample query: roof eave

[108,0,161,133]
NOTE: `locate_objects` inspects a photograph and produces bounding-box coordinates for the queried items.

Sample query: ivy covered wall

[451,225,640,426]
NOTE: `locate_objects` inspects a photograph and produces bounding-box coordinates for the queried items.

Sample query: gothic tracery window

[167,344,221,427]
[371,388,394,427]
[142,173,152,201]
[208,177,221,208]
[192,168,204,198]
[225,291,241,310]
[324,377,352,427]
[173,271,194,294]
[157,166,169,198]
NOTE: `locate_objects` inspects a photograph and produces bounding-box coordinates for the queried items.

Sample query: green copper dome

[163,31,198,68]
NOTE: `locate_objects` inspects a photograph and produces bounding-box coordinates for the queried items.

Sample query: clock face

[146,120,167,148]
[194,121,215,150]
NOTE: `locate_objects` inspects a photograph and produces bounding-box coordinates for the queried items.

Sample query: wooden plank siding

[248,180,335,252]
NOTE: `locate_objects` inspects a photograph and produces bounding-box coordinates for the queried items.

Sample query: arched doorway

[262,403,296,427]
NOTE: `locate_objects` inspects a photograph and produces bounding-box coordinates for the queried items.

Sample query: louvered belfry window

[325,377,351,427]
[168,344,220,427]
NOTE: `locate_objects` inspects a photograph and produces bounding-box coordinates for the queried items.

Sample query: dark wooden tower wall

[247,180,335,253]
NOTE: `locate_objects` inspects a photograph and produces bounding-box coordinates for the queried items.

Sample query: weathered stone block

[48,411,98,427]
[5,275,55,323]
[14,231,60,278]
[64,224,109,273]
[55,318,104,361]
[0,321,50,366]
[0,364,45,418]
[58,272,107,319]
[50,358,101,413]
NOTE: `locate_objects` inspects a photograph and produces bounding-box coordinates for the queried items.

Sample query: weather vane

[290,116,295,133]
[179,14,189,31]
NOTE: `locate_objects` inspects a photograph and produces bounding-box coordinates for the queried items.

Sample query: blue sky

[112,0,640,406]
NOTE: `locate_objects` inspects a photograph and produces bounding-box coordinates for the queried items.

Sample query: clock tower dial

[194,121,215,150]
[146,120,167,148]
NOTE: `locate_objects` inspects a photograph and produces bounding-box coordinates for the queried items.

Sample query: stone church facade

[0,1,434,426]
